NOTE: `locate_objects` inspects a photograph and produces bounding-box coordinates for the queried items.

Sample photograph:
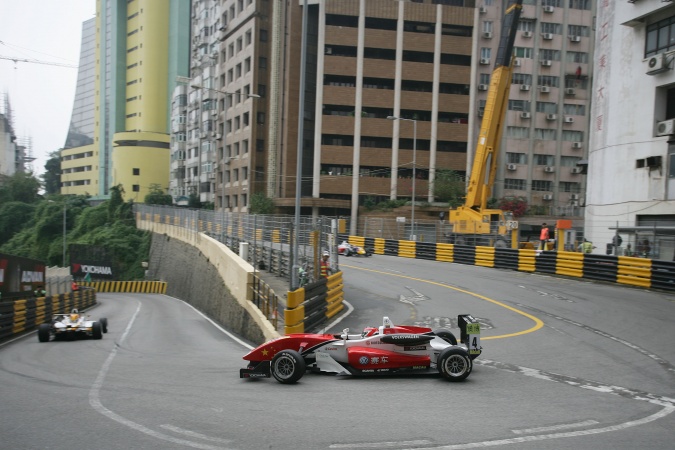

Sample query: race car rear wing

[458,314,481,357]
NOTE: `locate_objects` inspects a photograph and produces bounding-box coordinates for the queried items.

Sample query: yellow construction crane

[0,55,77,68]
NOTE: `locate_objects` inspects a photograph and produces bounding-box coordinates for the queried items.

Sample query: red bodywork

[243,334,337,362]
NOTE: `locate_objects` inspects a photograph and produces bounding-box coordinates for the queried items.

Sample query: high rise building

[585,1,675,260]
[62,0,190,201]
[479,0,594,220]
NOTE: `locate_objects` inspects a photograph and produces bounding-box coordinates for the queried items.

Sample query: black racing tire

[433,329,458,346]
[38,324,51,342]
[438,347,472,382]
[92,322,103,340]
[100,318,108,333]
[271,350,306,384]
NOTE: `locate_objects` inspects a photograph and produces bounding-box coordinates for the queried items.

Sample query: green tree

[188,193,201,209]
[433,169,466,208]
[0,171,41,204]
[41,151,62,195]
[0,201,36,245]
[144,183,173,205]
[249,192,275,214]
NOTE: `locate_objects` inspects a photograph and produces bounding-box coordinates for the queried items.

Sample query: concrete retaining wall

[137,220,280,344]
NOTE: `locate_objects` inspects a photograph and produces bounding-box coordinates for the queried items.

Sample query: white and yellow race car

[38,309,108,342]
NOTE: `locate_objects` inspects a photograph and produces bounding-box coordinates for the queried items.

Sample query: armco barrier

[284,271,344,334]
[341,236,674,292]
[78,280,167,294]
[0,289,97,341]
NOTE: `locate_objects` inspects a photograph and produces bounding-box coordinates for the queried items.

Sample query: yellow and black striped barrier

[78,280,167,293]
[284,271,344,335]
[339,235,675,292]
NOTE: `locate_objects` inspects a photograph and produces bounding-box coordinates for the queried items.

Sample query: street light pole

[387,116,417,240]
[63,203,66,267]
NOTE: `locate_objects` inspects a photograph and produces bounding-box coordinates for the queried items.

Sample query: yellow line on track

[341,264,544,340]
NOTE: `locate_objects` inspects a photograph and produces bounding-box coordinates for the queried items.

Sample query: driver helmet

[70,308,79,321]
[362,327,378,337]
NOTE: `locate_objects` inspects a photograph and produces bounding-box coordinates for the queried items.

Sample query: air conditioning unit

[571,168,582,174]
[564,88,576,95]
[564,116,575,123]
[513,59,521,67]
[479,6,487,14]
[543,6,554,13]
[478,84,489,91]
[542,194,553,201]
[546,113,557,120]
[570,194,580,200]
[646,53,669,75]
[480,58,490,65]
[569,35,581,43]
[520,112,531,119]
[208,172,216,179]
[544,166,555,173]
[507,163,517,171]
[216,133,223,140]
[540,60,552,67]
[542,33,553,40]
[520,84,531,91]
[540,86,551,93]
[656,119,675,136]
[482,31,493,39]
[572,142,583,149]
[522,31,533,38]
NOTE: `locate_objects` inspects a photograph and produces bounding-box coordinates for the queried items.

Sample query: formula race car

[337,240,372,257]
[38,309,108,342]
[241,315,481,384]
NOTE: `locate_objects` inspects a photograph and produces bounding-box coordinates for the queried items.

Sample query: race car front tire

[100,317,108,333]
[271,350,306,384]
[38,324,51,342]
[433,329,458,346]
[438,347,472,382]
[92,322,103,339]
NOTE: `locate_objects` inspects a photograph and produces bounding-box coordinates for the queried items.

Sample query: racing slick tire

[438,347,472,382]
[38,324,51,342]
[433,329,458,346]
[92,322,103,340]
[271,350,306,384]
[100,317,108,333]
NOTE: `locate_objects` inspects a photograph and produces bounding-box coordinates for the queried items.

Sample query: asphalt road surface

[1,255,674,450]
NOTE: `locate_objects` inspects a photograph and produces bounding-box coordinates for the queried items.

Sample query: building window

[506,152,528,164]
[504,178,526,190]
[133,168,140,176]
[531,180,553,192]
[646,15,675,57]
[133,185,140,192]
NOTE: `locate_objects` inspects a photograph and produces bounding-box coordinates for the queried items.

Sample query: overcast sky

[0,0,95,178]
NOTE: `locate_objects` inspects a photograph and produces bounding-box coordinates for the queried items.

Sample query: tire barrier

[78,281,167,293]
[0,289,97,341]
[284,271,344,334]
[340,236,675,292]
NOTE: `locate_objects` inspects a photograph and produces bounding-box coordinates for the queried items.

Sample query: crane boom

[0,55,77,68]
[448,0,522,243]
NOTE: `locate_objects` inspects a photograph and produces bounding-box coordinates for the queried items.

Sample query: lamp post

[191,84,260,211]
[387,115,417,240]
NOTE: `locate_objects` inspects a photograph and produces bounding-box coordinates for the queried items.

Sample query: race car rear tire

[433,329,458,346]
[92,322,103,340]
[271,350,306,384]
[100,317,108,333]
[38,324,51,342]
[438,347,472,382]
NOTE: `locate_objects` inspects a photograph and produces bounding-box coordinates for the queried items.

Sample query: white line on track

[330,440,433,448]
[511,420,600,435]
[88,300,233,450]
[160,424,233,444]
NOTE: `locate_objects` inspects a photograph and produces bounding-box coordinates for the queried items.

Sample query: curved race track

[1,255,674,449]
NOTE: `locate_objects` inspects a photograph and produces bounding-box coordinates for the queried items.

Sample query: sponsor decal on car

[404,345,426,351]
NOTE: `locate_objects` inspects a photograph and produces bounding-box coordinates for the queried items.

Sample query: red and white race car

[240,315,481,384]
[337,240,372,257]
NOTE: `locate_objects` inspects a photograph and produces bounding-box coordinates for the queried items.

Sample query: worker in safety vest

[539,223,550,251]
